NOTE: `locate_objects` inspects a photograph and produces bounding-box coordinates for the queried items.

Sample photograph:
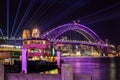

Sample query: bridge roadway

[0,38,108,47]
[48,39,108,47]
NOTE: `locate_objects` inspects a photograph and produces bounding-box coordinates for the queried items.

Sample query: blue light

[13,0,34,37]
[11,0,22,37]
[0,28,4,37]
[79,2,120,20]
[42,0,90,31]
[7,0,9,37]
[0,28,7,43]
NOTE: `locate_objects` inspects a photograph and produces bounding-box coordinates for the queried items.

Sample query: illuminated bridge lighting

[0,44,22,52]
[1,23,108,48]
[48,39,108,47]
[41,23,104,43]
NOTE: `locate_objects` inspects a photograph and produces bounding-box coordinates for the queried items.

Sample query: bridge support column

[57,51,60,68]
[22,48,27,73]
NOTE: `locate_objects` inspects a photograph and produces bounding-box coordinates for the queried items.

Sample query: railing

[48,39,107,47]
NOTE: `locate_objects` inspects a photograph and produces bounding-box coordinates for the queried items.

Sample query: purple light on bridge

[42,23,104,44]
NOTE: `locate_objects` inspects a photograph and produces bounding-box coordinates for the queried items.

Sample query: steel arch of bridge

[41,23,104,43]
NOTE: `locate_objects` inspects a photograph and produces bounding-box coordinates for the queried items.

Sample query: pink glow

[23,44,47,48]
[22,48,27,73]
[28,52,43,57]
[57,51,60,68]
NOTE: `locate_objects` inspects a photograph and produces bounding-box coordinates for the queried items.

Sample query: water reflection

[62,57,120,80]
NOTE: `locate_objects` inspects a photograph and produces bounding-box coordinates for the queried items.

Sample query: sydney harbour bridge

[41,23,106,47]
[0,22,108,56]
[0,23,106,46]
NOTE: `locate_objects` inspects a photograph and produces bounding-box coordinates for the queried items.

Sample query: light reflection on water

[62,57,120,80]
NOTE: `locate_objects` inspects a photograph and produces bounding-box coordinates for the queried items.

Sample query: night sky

[0,0,120,46]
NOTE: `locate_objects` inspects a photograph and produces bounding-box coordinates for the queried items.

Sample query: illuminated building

[22,29,31,39]
[22,28,58,73]
[0,44,21,65]
[23,39,48,60]
[32,28,40,38]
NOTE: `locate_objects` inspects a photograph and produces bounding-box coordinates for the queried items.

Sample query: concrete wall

[6,73,61,80]
[0,62,4,80]
[5,73,92,80]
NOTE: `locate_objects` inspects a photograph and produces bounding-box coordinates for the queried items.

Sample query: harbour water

[61,56,120,80]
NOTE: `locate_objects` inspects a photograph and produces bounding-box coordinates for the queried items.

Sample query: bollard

[61,63,73,80]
